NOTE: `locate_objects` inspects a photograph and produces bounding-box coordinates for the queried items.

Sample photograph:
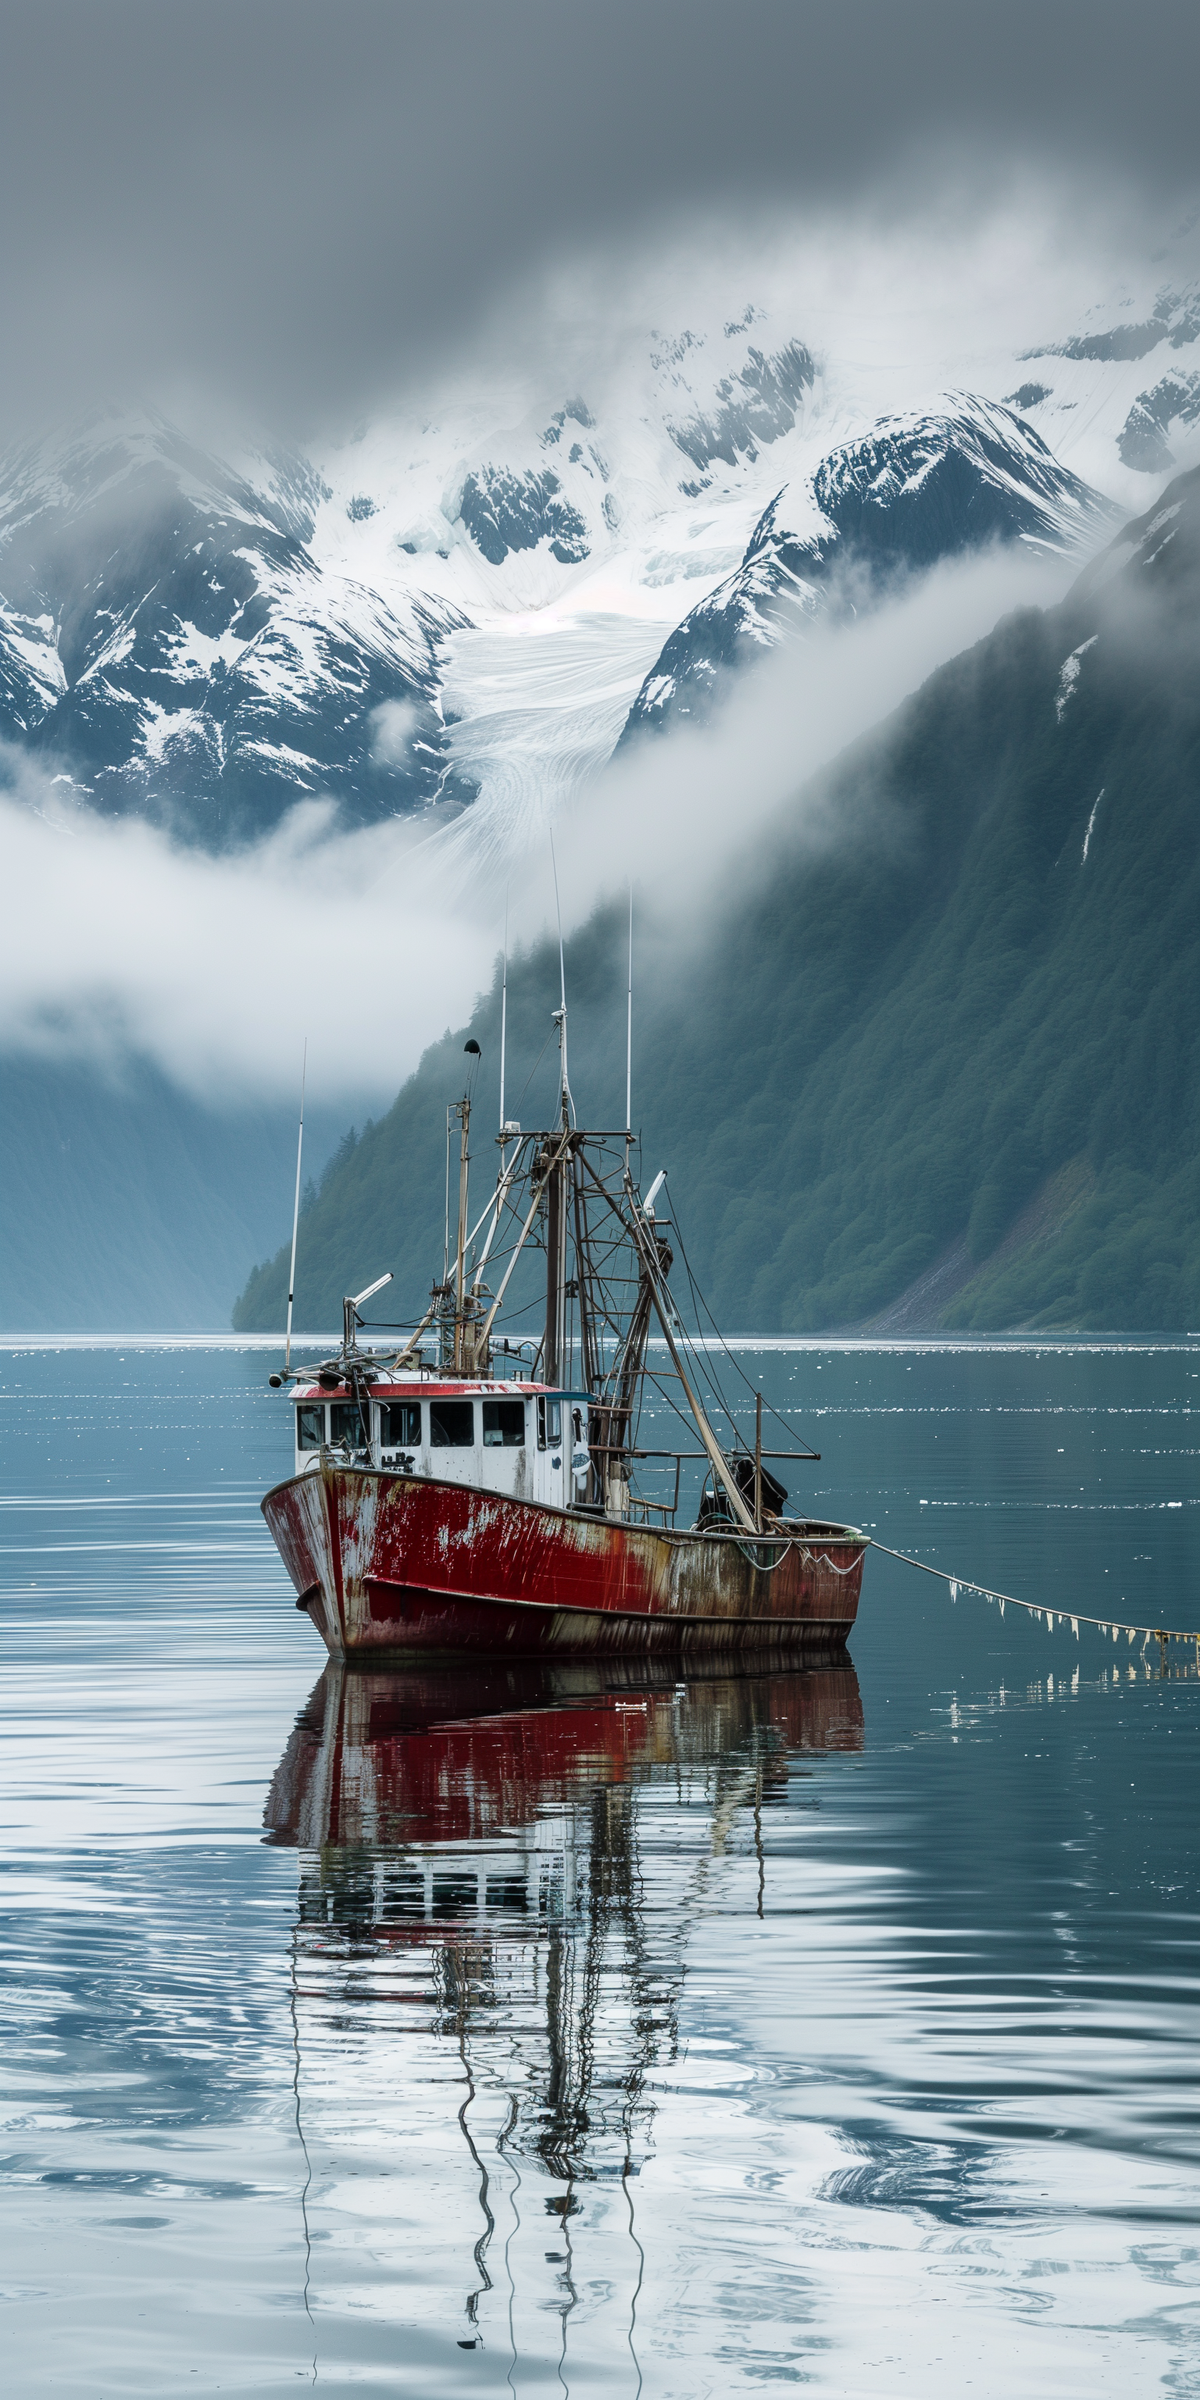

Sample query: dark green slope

[235,471,1200,1336]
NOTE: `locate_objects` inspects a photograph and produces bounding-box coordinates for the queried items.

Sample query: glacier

[0,242,1198,867]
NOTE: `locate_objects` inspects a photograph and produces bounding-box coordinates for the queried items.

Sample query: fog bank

[0,542,1072,1105]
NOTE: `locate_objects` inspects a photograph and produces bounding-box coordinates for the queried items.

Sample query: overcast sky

[2,0,1198,431]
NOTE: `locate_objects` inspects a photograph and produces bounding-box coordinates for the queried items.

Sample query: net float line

[869,1538,1199,1665]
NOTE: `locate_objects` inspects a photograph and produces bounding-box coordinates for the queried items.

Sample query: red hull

[262,1463,866,1659]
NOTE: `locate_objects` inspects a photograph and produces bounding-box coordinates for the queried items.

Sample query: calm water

[2,1339,1199,2397]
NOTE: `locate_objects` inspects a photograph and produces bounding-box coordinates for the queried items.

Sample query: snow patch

[1081,790,1104,863]
[163,620,251,679]
[1055,636,1098,723]
[1143,525,1180,568]
[1140,501,1184,546]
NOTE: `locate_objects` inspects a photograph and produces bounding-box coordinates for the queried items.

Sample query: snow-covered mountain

[1,243,1198,856]
[0,413,469,840]
[620,398,1117,739]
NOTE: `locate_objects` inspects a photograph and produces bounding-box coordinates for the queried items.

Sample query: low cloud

[0,541,1074,1108]
[456,541,1081,966]
[369,699,422,766]
[0,776,494,1107]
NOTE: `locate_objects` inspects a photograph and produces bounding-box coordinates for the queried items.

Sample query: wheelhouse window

[330,1402,370,1446]
[429,1399,475,1447]
[380,1401,421,1446]
[482,1399,526,1448]
[296,1403,325,1451]
[536,1396,562,1450]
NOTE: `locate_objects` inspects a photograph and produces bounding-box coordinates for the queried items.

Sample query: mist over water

[1,1339,1198,2394]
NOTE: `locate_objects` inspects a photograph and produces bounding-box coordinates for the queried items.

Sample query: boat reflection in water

[264,1658,862,2379]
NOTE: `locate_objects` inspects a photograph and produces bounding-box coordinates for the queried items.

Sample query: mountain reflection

[264,1658,862,2370]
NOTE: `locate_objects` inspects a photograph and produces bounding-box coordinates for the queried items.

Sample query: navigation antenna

[499,887,509,1161]
[284,1038,307,1375]
[549,828,574,1128]
[626,882,633,1160]
[453,1040,481,1372]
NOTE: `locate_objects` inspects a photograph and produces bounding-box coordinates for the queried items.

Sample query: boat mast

[581,1152,760,1534]
[544,1010,570,1386]
[475,1130,569,1353]
[625,883,633,1163]
[452,1043,482,1372]
[499,891,508,1166]
[452,1094,470,1371]
[284,1038,306,1375]
[641,1262,757,1533]
[544,835,573,1388]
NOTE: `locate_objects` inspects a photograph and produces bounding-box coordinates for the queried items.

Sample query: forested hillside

[235,472,1200,1337]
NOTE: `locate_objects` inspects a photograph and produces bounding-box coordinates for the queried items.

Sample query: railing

[628,1493,678,1527]
[588,1443,819,1534]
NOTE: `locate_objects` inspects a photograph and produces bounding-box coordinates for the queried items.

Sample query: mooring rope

[731,1536,866,1574]
[869,1537,1200,1663]
[733,1538,796,1571]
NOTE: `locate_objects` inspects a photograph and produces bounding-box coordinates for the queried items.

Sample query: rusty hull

[261,1462,866,1660]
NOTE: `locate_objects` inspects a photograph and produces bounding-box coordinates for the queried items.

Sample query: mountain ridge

[620,397,1116,739]
[0,410,469,842]
[233,466,1200,1337]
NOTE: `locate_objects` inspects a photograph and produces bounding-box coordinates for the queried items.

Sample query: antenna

[549,828,567,1014]
[499,889,508,1141]
[284,1039,307,1374]
[626,882,633,1135]
[452,1047,477,1372]
[549,828,574,1126]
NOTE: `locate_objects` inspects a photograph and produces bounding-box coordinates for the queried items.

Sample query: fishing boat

[261,1001,867,1659]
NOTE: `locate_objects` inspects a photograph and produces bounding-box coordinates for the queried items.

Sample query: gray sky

[1,0,1197,431]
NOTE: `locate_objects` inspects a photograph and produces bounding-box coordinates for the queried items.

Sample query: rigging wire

[625,881,633,1137]
[499,885,509,1138]
[284,1038,307,1376]
[628,1190,749,1461]
[513,1027,556,1115]
[671,1239,745,1451]
[664,1189,821,1459]
[637,1361,703,1447]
